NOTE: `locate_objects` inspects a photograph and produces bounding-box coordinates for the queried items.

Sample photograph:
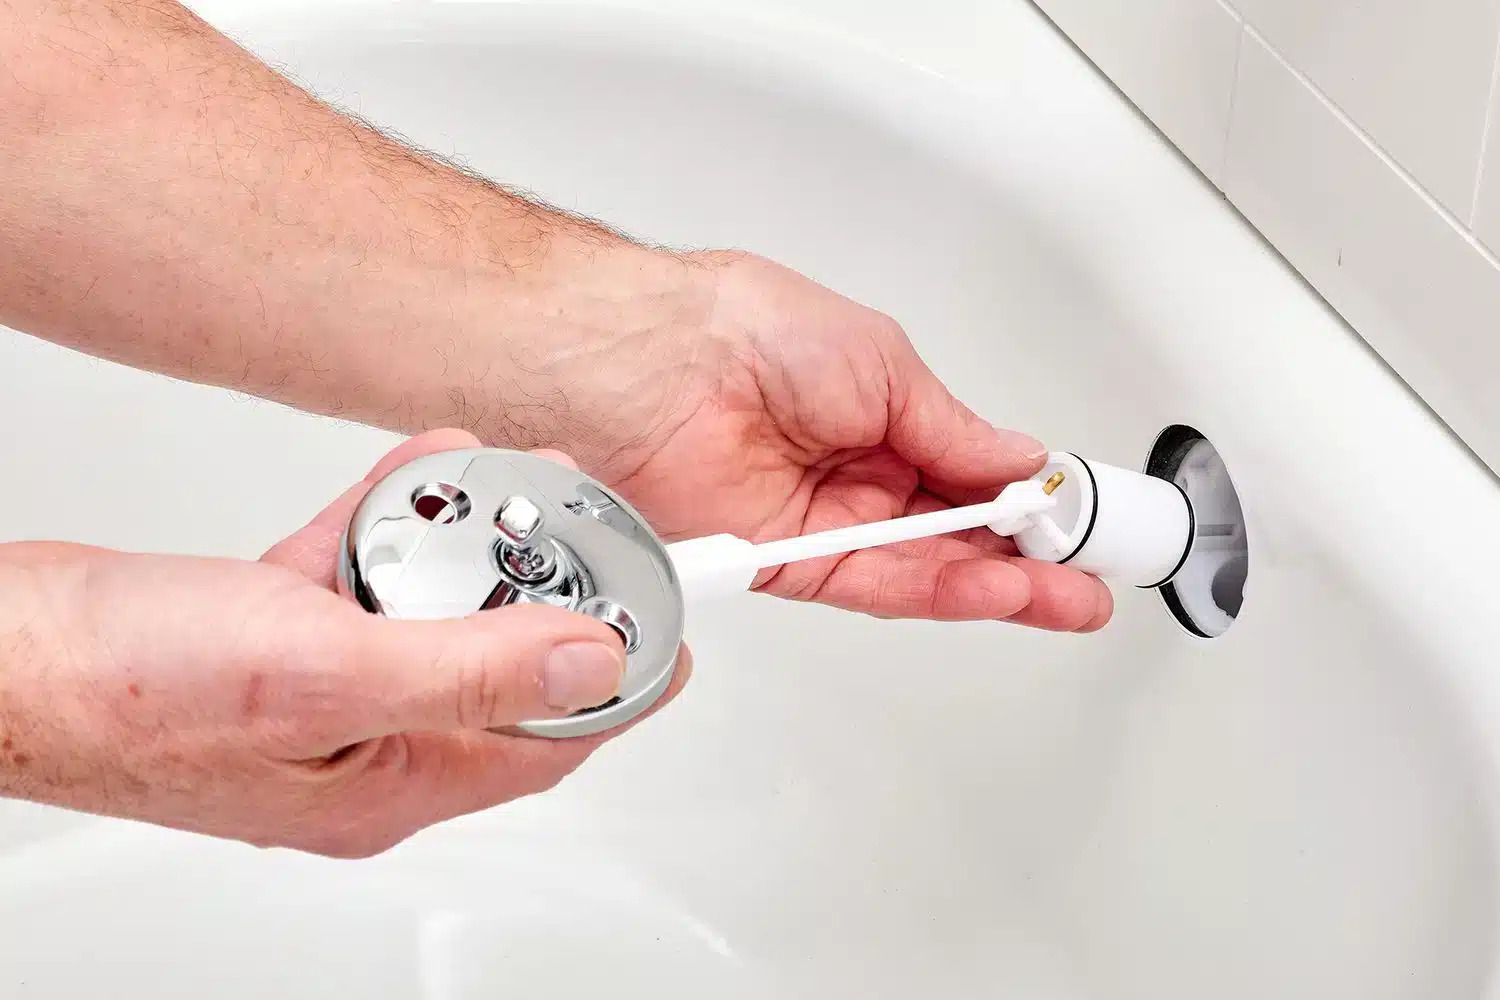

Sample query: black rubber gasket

[1144,424,1216,639]
[1159,575,1212,638]
[1138,480,1195,590]
[1144,424,1204,480]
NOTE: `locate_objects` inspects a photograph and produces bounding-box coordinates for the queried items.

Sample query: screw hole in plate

[579,597,642,654]
[411,482,471,525]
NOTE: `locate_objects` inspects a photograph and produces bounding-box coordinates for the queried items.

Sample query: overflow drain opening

[1144,426,1248,638]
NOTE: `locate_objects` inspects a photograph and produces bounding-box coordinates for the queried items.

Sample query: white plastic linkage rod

[667,480,1059,604]
[748,480,1056,568]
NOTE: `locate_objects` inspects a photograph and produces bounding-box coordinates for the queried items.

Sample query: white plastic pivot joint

[663,533,760,607]
[1009,452,1194,589]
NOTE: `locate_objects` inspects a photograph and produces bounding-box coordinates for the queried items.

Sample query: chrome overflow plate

[336,448,685,738]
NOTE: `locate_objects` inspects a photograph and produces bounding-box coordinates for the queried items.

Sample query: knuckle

[450,660,495,729]
[446,615,565,727]
[451,649,533,729]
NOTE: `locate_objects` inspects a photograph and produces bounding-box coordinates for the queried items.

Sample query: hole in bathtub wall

[1211,554,1249,617]
[1145,425,1248,638]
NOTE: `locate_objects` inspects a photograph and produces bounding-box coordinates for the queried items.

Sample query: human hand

[576,252,1113,631]
[0,1,1103,631]
[0,430,688,858]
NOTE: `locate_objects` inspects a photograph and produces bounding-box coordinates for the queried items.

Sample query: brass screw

[1042,472,1066,496]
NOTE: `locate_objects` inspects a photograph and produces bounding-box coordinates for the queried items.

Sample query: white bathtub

[3,1,1499,997]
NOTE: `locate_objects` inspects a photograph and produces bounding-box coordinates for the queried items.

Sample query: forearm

[0,542,89,806]
[0,0,709,455]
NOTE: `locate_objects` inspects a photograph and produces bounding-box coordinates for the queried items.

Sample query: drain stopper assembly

[339,445,1234,739]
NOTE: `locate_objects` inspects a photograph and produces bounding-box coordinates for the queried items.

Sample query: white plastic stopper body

[1011,452,1194,589]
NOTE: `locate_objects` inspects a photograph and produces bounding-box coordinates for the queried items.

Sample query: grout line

[1241,23,1500,271]
[1217,5,1247,191]
[1467,22,1500,228]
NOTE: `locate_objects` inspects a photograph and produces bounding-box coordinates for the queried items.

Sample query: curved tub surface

[1,2,1498,997]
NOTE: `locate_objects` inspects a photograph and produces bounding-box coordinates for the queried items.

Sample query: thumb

[882,341,1048,489]
[333,604,628,739]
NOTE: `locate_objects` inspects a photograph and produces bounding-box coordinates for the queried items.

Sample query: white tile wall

[1230,0,1500,217]
[1473,84,1500,250]
[1032,0,1500,478]
[1225,32,1500,465]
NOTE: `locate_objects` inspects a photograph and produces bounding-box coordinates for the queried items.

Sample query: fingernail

[992,425,1048,461]
[545,642,625,711]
